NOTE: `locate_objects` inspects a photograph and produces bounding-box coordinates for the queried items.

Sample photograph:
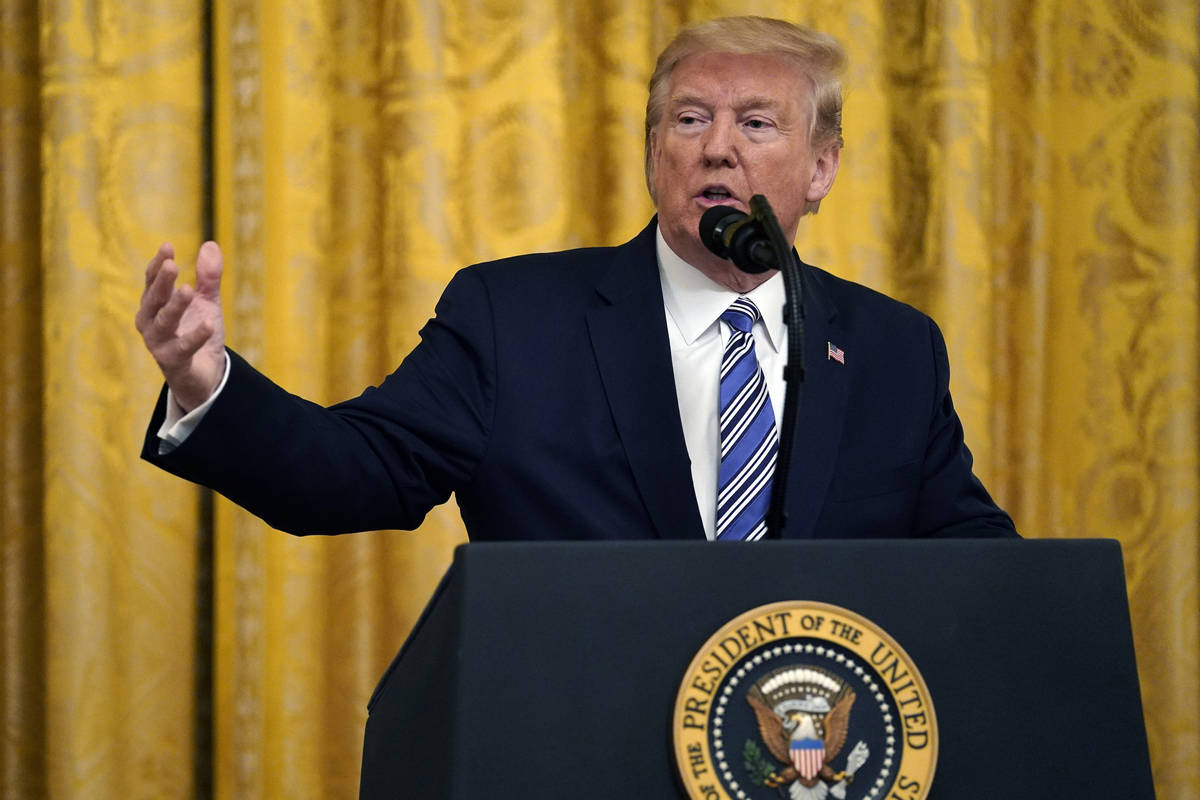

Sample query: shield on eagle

[790,716,826,780]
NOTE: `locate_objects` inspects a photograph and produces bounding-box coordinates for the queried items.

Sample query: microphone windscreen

[699,205,747,259]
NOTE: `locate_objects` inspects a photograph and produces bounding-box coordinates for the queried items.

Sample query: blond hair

[644,16,846,212]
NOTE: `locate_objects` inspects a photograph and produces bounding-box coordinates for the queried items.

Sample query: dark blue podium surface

[359,539,1154,799]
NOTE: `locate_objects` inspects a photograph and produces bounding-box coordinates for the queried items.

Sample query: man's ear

[805,145,841,203]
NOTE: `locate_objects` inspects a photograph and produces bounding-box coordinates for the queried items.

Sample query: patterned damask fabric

[2,0,1197,797]
[3,0,207,797]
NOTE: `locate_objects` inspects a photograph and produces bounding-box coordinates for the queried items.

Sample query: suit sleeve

[913,319,1018,538]
[140,268,496,535]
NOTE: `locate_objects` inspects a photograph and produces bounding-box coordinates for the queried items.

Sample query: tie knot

[720,297,760,334]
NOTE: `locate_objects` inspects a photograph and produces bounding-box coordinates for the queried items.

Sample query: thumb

[194,241,224,298]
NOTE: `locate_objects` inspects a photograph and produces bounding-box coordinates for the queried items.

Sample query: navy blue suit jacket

[142,220,1015,540]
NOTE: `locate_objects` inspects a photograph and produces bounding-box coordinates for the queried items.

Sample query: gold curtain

[2,0,1197,798]
[3,0,207,796]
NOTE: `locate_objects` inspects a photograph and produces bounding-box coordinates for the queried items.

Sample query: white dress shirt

[160,224,790,541]
[655,226,787,540]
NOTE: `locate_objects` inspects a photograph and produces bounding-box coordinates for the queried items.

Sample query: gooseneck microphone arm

[750,196,805,542]
[699,196,805,540]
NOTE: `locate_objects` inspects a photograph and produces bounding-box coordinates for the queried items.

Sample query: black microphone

[699,205,780,273]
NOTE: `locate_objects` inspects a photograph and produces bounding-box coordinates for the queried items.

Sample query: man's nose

[701,119,738,167]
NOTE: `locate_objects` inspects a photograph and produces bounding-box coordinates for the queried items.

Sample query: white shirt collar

[656,224,785,352]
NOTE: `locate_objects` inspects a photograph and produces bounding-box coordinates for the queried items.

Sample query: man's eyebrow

[667,92,786,112]
[736,94,786,112]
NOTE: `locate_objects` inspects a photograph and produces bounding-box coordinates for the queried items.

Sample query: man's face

[650,51,839,285]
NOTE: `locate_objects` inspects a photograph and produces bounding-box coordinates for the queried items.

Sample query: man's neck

[658,231,775,293]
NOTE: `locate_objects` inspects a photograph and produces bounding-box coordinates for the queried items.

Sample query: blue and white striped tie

[716,297,778,541]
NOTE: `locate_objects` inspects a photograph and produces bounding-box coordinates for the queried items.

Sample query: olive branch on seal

[743,739,786,796]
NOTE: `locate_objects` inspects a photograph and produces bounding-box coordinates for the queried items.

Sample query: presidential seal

[673,602,937,800]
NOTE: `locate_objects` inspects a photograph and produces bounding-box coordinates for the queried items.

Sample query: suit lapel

[781,265,851,539]
[584,228,851,542]
[587,222,706,540]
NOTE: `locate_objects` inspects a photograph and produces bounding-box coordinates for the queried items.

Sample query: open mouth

[698,186,742,207]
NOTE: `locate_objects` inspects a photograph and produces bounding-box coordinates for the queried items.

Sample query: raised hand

[135,241,227,412]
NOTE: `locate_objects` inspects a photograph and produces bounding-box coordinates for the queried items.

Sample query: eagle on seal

[747,685,855,790]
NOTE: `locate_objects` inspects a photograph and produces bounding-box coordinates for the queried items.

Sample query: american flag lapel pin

[827,341,845,364]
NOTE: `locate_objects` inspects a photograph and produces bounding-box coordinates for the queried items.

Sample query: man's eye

[679,115,701,125]
[745,119,771,130]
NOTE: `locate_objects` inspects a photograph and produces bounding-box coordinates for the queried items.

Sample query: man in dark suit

[136,16,1016,541]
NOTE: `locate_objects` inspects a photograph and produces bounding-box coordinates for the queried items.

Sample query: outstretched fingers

[136,254,207,363]
[136,241,228,411]
[136,254,179,336]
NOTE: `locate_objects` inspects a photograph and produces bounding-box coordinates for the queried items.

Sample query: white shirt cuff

[156,351,232,454]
